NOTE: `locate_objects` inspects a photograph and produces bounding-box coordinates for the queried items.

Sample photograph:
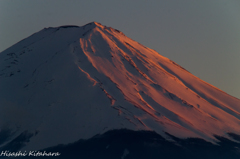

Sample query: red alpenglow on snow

[0,22,240,151]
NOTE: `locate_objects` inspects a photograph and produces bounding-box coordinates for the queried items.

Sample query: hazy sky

[0,0,239,99]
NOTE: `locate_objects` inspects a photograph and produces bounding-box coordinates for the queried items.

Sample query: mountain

[0,22,240,158]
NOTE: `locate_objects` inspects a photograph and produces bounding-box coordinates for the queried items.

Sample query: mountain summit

[0,22,240,157]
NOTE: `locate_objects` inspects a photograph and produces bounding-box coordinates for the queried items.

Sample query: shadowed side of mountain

[0,130,38,152]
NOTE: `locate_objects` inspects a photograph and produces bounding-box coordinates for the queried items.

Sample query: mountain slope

[0,22,240,151]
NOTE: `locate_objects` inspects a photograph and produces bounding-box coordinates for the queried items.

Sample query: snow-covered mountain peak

[0,22,240,151]
[87,21,102,27]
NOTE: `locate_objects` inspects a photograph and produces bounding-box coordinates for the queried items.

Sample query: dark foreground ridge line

[1,129,239,159]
